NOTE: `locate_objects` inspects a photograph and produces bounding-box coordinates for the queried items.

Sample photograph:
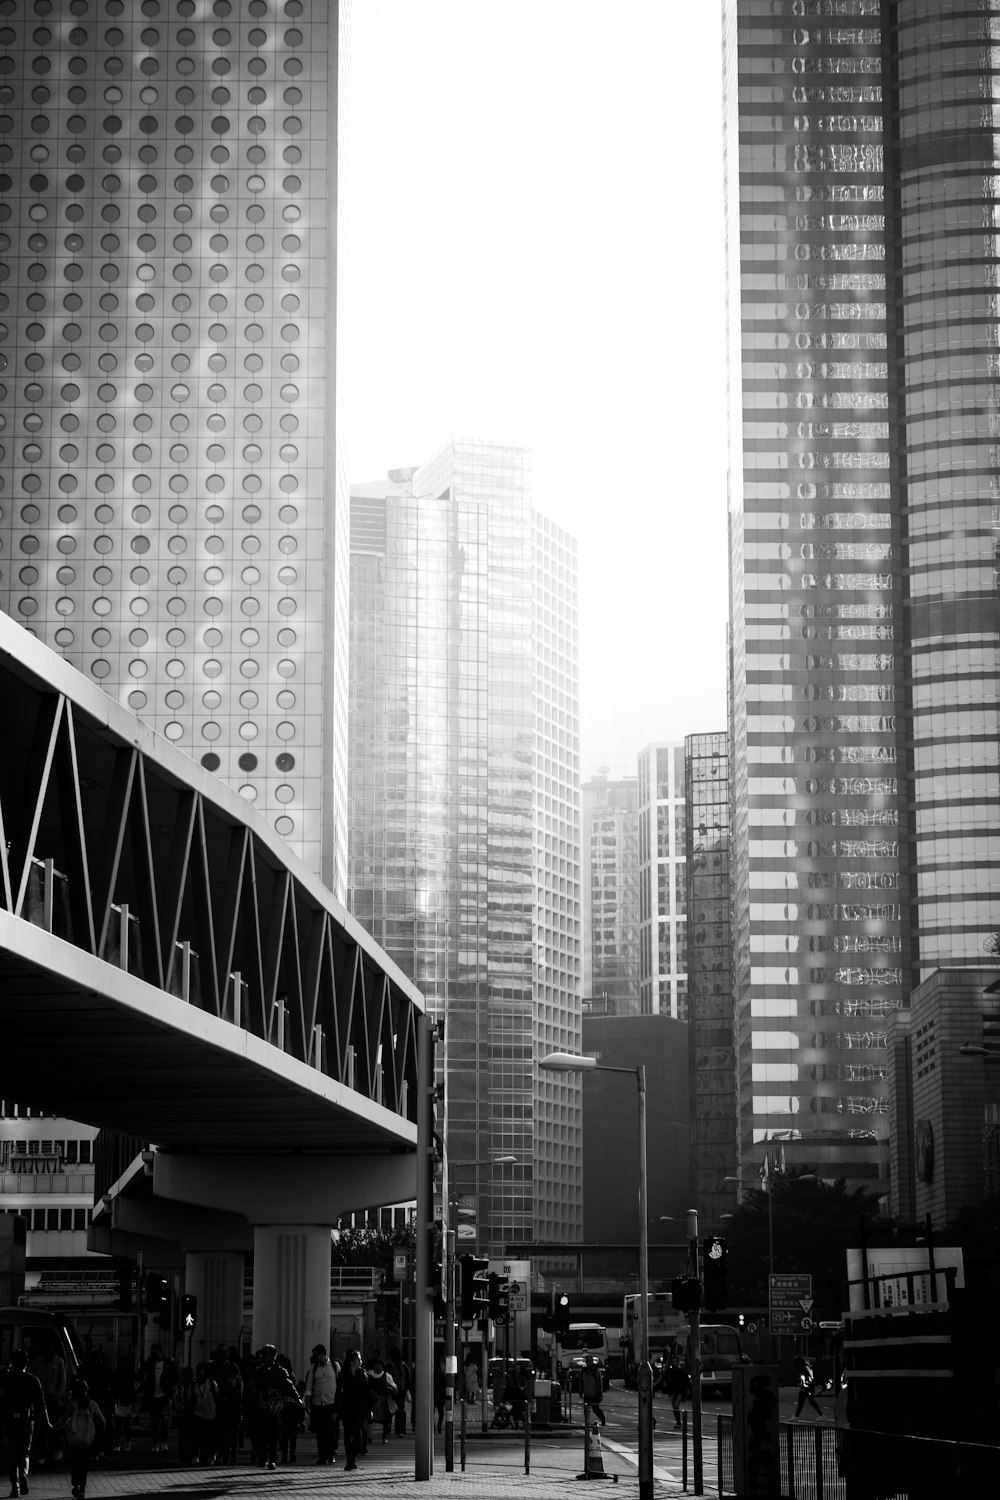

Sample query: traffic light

[703,1235,728,1310]
[488,1272,510,1325]
[459,1254,489,1324]
[671,1275,701,1313]
[554,1292,571,1337]
[180,1294,198,1332]
[145,1272,169,1322]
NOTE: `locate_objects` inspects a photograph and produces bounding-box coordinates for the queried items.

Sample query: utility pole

[687,1208,703,1497]
[414,1015,437,1480]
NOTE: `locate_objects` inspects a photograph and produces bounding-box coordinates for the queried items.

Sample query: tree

[721,1172,888,1314]
[331,1221,416,1270]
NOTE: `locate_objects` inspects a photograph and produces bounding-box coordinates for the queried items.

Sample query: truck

[621,1292,686,1388]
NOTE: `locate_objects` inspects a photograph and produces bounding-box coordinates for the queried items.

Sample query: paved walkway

[13,1428,691,1499]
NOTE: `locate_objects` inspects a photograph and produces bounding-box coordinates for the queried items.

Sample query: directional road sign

[769,1272,813,1334]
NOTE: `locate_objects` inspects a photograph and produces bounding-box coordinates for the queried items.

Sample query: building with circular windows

[0,0,344,891]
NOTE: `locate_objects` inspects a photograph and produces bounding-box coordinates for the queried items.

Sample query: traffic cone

[586,1418,606,1478]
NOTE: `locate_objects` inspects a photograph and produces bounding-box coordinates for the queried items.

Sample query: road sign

[769,1273,813,1334]
[490,1258,530,1312]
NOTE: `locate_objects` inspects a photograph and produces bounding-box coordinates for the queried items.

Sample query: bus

[621,1293,686,1388]
[558,1323,610,1391]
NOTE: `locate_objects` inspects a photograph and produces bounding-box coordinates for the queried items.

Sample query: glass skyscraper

[582,771,640,1013]
[0,0,347,892]
[726,0,1000,1191]
[347,440,582,1250]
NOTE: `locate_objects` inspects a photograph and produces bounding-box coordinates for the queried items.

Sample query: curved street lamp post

[540,1051,653,1500]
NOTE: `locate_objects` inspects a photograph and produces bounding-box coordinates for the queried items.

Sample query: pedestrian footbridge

[0,617,425,1367]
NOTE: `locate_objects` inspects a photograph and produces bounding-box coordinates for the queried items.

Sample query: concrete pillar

[252,1225,331,1378]
[183,1251,246,1370]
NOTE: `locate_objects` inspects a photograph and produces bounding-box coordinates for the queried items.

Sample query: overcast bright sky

[341,0,729,778]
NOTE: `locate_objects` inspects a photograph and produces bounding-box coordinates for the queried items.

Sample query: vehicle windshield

[560,1328,604,1353]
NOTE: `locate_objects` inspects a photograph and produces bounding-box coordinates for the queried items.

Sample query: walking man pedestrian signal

[703,1235,728,1310]
[181,1294,198,1331]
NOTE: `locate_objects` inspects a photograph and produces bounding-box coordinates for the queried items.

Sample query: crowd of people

[0,1339,413,1496]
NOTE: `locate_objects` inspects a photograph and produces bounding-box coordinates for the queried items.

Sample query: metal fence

[712,1415,1000,1499]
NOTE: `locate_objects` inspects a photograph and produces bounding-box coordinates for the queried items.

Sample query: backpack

[68,1404,96,1448]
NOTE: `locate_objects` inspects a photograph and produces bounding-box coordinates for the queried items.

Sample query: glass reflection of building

[0,0,347,892]
[347,440,582,1251]
[582,771,640,1015]
[726,0,1000,1193]
[684,732,736,1228]
[637,743,688,1018]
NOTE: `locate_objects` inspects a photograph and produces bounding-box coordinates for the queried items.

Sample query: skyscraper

[0,0,347,893]
[347,439,582,1250]
[582,770,640,1014]
[725,1,1000,1190]
[637,742,688,1018]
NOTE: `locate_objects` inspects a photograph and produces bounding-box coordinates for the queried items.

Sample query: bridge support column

[252,1224,331,1379]
[183,1251,245,1370]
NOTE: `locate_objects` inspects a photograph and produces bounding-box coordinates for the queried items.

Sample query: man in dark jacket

[1,1349,51,1496]
[251,1345,298,1471]
[336,1351,369,1472]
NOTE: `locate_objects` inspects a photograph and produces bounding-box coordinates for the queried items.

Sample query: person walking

[211,1354,242,1466]
[190,1363,218,1464]
[367,1357,397,1444]
[1,1348,51,1497]
[276,1356,304,1464]
[31,1340,67,1463]
[304,1345,339,1465]
[251,1346,298,1472]
[793,1356,823,1420]
[336,1350,369,1472]
[140,1343,179,1453]
[388,1348,410,1436]
[580,1355,607,1427]
[660,1354,691,1430]
[60,1378,105,1500]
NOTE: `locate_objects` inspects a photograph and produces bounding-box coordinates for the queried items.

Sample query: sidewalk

[15,1426,688,1498]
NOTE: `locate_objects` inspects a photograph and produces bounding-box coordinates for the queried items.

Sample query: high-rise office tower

[726,1,1000,1190]
[684,731,736,1228]
[0,0,347,893]
[348,440,582,1250]
[582,770,640,1014]
[637,742,688,1018]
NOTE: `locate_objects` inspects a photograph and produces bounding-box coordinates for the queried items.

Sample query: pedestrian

[212,1354,242,1465]
[252,1345,298,1471]
[435,1353,449,1432]
[336,1350,369,1471]
[367,1356,397,1443]
[60,1377,105,1500]
[580,1354,606,1427]
[304,1344,339,1465]
[276,1356,304,1463]
[82,1352,115,1457]
[660,1354,691,1429]
[190,1362,218,1464]
[112,1355,137,1454]
[793,1356,823,1420]
[30,1339,67,1462]
[1,1348,51,1497]
[464,1356,479,1410]
[388,1347,410,1435]
[139,1342,179,1453]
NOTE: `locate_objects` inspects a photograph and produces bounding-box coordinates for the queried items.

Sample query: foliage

[721,1172,888,1314]
[331,1220,416,1270]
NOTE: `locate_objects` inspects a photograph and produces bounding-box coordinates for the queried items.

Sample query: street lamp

[540,1051,653,1500]
[959,1043,1000,1061]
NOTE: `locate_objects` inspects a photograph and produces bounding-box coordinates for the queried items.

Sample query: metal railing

[712,1414,1000,1499]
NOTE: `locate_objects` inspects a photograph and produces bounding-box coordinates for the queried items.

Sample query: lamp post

[448,1155,517,1461]
[540,1051,652,1500]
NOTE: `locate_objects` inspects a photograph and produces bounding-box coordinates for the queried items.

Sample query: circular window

[128,690,147,711]
[164,722,184,742]
[201,752,221,771]
[238,721,258,741]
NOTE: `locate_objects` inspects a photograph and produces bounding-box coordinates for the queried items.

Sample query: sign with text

[489,1258,530,1312]
[768,1272,813,1334]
